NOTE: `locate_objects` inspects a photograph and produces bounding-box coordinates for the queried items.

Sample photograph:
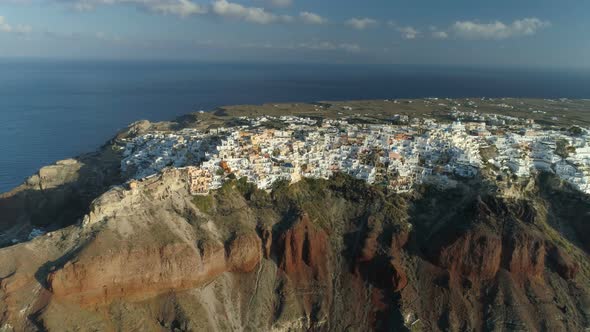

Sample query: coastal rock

[0,146,121,246]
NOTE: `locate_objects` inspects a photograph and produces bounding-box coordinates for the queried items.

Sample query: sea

[1,60,590,192]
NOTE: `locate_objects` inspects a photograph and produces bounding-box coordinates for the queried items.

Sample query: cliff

[0,120,588,331]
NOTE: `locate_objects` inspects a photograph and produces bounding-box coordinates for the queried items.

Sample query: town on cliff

[119,105,590,196]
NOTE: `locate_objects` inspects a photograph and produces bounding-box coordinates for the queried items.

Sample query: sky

[0,0,588,67]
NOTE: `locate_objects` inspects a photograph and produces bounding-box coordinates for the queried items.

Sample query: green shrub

[192,195,214,214]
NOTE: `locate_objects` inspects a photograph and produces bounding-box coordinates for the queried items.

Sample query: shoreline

[3,97,590,195]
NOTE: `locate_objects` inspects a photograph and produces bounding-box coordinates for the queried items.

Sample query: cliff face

[47,233,261,306]
[0,167,589,331]
[274,213,333,324]
[0,149,122,248]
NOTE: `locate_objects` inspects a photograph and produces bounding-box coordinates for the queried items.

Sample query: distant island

[0,98,589,331]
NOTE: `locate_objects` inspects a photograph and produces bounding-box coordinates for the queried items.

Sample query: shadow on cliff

[537,172,590,253]
[396,177,588,331]
[0,147,122,248]
[34,237,93,290]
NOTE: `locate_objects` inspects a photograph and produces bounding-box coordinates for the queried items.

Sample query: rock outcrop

[48,235,261,306]
[275,213,332,321]
[0,170,588,331]
[547,245,579,280]
[0,147,121,247]
[438,229,503,283]
[502,232,546,282]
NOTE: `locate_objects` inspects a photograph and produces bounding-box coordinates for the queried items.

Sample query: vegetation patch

[192,194,214,214]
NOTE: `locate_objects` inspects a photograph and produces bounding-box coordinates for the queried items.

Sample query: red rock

[259,227,273,259]
[390,258,407,292]
[438,230,502,283]
[359,229,380,262]
[276,213,332,317]
[548,246,578,280]
[503,233,545,282]
[227,233,262,273]
[277,213,330,282]
[48,232,262,306]
[391,230,409,253]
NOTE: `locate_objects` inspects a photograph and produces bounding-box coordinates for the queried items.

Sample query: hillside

[0,100,589,331]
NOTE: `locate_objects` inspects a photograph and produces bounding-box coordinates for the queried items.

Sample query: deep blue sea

[1,60,590,192]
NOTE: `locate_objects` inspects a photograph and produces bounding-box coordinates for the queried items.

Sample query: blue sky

[0,0,588,67]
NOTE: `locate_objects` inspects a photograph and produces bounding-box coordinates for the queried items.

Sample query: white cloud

[212,0,291,24]
[150,0,207,16]
[388,21,420,39]
[0,16,32,34]
[10,0,318,26]
[0,16,10,32]
[397,26,419,40]
[432,30,448,39]
[299,11,325,25]
[64,0,207,17]
[346,17,377,30]
[452,17,550,40]
[0,0,34,3]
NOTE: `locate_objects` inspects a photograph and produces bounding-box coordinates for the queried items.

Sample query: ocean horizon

[1,60,590,192]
